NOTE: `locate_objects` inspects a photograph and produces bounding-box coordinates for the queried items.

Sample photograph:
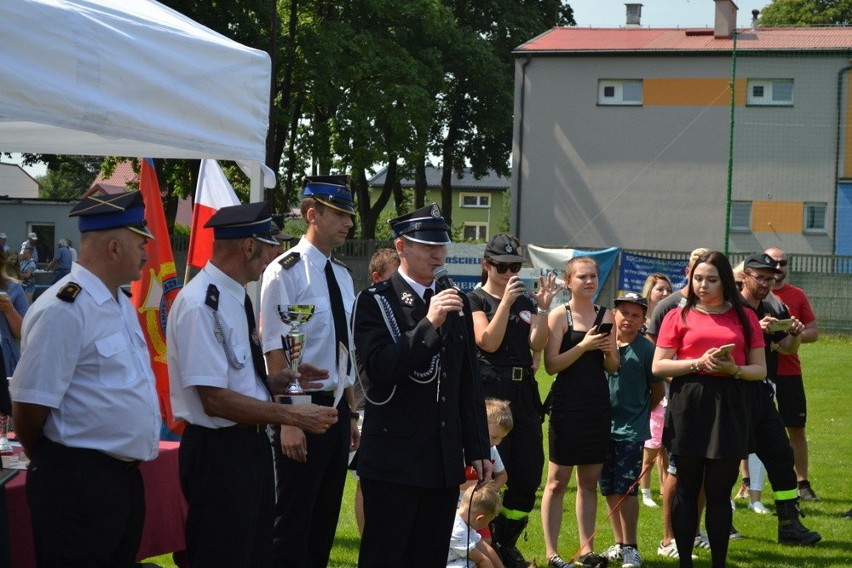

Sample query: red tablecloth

[5,441,188,567]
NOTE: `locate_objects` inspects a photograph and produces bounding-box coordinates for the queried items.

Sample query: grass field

[147,334,852,567]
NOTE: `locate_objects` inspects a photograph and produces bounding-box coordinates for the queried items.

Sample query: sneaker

[578,552,609,567]
[748,501,770,514]
[735,481,750,499]
[694,532,711,550]
[656,540,699,560]
[798,483,821,502]
[845,508,852,519]
[548,554,573,568]
[642,494,659,508]
[621,546,643,568]
[730,525,744,540]
[602,544,622,562]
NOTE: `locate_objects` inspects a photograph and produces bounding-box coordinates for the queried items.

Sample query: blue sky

[569,0,770,28]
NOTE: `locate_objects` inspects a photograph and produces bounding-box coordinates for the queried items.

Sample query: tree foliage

[25,0,574,238]
[759,0,852,26]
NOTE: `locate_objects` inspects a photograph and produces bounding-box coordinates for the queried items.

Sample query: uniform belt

[495,366,532,381]
[33,437,141,470]
[310,391,336,407]
[229,423,267,433]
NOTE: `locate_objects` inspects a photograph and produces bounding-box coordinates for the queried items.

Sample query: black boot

[493,515,530,568]
[776,498,821,545]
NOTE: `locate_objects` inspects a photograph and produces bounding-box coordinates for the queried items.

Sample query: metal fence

[170,236,852,332]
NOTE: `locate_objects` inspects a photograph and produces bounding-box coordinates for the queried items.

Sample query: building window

[462,223,488,241]
[730,201,751,232]
[460,193,490,208]
[746,79,794,106]
[598,80,643,106]
[804,202,827,233]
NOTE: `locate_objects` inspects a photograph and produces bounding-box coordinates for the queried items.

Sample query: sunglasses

[771,258,788,267]
[489,261,522,274]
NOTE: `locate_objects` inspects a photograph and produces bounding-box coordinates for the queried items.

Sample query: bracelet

[689,361,699,373]
[733,366,742,380]
[537,307,550,315]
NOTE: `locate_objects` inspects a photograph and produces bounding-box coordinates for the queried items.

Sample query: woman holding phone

[652,251,765,568]
[541,256,618,568]
[468,234,557,568]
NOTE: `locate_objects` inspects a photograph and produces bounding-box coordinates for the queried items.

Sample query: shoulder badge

[330,256,352,273]
[279,252,300,269]
[205,284,220,311]
[56,282,82,302]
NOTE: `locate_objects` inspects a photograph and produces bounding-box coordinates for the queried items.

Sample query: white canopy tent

[0,0,276,194]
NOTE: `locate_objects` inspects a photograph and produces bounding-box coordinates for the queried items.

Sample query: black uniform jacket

[353,271,490,489]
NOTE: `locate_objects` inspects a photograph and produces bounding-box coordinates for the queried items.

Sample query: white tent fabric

[0,0,276,187]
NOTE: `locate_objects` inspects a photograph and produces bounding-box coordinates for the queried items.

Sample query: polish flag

[187,159,240,269]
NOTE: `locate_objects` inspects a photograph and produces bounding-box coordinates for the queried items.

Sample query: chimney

[625,3,643,27]
[752,9,760,31]
[714,0,738,39]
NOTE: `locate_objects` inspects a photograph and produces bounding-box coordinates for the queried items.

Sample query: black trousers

[748,381,797,494]
[483,372,544,514]
[26,438,145,568]
[272,398,350,568]
[358,478,459,568]
[179,424,274,568]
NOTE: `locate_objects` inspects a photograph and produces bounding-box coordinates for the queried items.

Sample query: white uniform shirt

[259,237,355,393]
[11,263,160,461]
[168,262,269,429]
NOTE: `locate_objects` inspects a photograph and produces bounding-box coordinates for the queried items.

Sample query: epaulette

[279,252,300,269]
[56,282,82,302]
[365,280,392,294]
[331,256,352,273]
[205,284,219,311]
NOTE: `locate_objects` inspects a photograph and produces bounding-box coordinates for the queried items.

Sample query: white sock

[641,488,653,498]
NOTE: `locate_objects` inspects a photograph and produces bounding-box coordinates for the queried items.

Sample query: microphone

[433,267,463,316]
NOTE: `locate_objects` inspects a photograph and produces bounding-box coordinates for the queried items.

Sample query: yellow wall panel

[751,201,803,233]
[645,78,747,106]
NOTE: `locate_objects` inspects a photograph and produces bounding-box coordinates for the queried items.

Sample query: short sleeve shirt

[771,284,815,375]
[606,335,661,442]
[447,513,480,567]
[657,307,764,374]
[259,237,355,392]
[11,263,160,461]
[168,262,270,428]
[467,287,535,368]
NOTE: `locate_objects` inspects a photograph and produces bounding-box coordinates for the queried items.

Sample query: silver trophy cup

[277,304,316,395]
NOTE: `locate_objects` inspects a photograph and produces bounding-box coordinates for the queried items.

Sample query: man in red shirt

[764,247,820,501]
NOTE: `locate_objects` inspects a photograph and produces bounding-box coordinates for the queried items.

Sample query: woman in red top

[653,251,765,568]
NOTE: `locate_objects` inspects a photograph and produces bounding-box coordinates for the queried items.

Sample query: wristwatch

[350,411,361,421]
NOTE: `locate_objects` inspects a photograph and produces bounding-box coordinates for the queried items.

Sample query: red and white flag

[186,159,240,269]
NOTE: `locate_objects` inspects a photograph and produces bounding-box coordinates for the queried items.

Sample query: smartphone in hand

[596,323,613,336]
[715,343,736,357]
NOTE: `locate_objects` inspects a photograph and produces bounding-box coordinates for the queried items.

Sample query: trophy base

[276,394,311,405]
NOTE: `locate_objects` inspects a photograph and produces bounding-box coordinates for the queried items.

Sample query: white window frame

[746,79,794,106]
[462,223,488,241]
[803,202,827,234]
[459,193,491,208]
[730,201,751,232]
[598,79,643,106]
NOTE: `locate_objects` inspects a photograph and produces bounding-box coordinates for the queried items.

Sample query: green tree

[759,0,852,25]
[27,155,100,200]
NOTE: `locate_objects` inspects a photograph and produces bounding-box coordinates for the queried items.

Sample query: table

[5,441,188,567]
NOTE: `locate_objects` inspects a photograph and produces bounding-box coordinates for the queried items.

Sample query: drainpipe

[834,65,852,255]
[515,54,532,240]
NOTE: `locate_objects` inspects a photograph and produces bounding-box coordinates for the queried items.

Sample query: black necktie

[244,293,271,395]
[325,260,349,371]
[423,288,434,304]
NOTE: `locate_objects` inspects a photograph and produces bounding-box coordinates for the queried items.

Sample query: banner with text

[618,252,689,293]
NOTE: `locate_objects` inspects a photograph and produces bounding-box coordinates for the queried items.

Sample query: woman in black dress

[468,234,557,568]
[541,256,618,568]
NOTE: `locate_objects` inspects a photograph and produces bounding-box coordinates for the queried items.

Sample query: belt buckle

[511,367,524,381]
